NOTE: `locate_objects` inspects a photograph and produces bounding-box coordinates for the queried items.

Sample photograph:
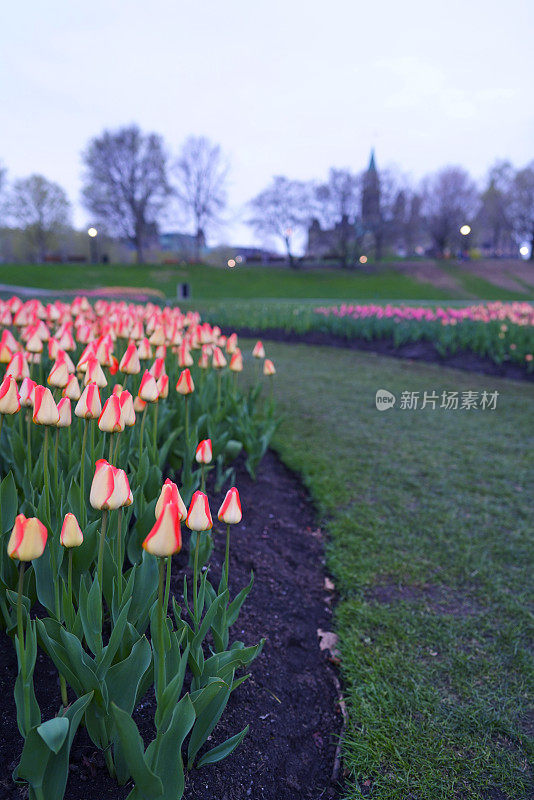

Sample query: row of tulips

[0,296,276,800]
[200,299,534,369]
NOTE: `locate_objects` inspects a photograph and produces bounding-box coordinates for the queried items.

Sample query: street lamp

[88,227,98,264]
[519,245,529,258]
[460,225,471,236]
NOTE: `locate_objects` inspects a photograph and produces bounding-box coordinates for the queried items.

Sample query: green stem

[152,402,158,463]
[184,395,189,450]
[67,549,73,618]
[97,509,109,596]
[99,717,116,778]
[18,408,23,439]
[90,418,95,473]
[16,563,30,734]
[216,371,222,411]
[26,412,32,476]
[193,532,201,627]
[201,463,206,493]
[0,414,4,449]
[116,508,123,605]
[138,404,148,465]
[108,432,114,464]
[164,555,171,617]
[54,427,59,498]
[43,426,51,524]
[224,523,231,592]
[80,419,88,527]
[157,558,165,705]
[113,430,121,464]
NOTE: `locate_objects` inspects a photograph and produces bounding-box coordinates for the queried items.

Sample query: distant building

[306,149,382,262]
[159,230,206,258]
[232,246,282,264]
[307,215,355,259]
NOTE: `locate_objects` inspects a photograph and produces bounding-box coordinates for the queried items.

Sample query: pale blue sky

[1,0,533,245]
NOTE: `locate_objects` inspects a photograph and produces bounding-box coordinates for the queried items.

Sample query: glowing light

[460,225,471,236]
[359,255,368,264]
[519,245,529,257]
[227,259,236,268]
[88,227,98,238]
[235,255,243,263]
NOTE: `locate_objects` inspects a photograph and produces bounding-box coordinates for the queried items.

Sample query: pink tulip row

[315,301,534,327]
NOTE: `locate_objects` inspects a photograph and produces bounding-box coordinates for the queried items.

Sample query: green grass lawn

[246,339,533,799]
[0,262,459,301]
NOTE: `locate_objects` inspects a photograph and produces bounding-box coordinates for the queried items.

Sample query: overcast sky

[1,0,533,246]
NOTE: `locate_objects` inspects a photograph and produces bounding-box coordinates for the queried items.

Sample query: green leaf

[111,703,163,800]
[37,717,69,754]
[188,678,232,768]
[79,574,103,657]
[1,471,18,533]
[147,694,195,800]
[196,725,249,768]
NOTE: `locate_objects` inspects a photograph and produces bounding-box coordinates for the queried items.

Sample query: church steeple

[362,148,380,231]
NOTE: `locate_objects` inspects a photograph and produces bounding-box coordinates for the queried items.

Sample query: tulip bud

[212,347,227,369]
[149,326,166,347]
[60,513,83,547]
[157,373,169,399]
[33,385,59,425]
[186,491,213,531]
[90,459,131,510]
[142,500,182,557]
[253,341,265,358]
[26,332,43,354]
[178,343,193,368]
[0,375,21,415]
[63,374,81,401]
[84,356,107,388]
[47,357,70,388]
[6,352,30,381]
[176,368,194,396]
[263,359,276,376]
[98,394,124,433]
[218,487,242,525]
[195,439,212,464]
[226,333,238,354]
[134,396,146,413]
[56,397,72,428]
[119,390,136,426]
[229,351,243,372]
[19,377,36,407]
[75,382,102,420]
[149,357,166,380]
[139,370,159,402]
[8,514,47,561]
[119,342,141,375]
[155,478,187,521]
[137,338,152,360]
[113,468,133,507]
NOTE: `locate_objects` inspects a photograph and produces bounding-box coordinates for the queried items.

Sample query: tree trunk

[194,228,202,263]
[285,236,298,269]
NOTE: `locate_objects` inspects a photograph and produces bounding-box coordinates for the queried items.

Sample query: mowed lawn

[2,261,530,302]
[246,340,533,800]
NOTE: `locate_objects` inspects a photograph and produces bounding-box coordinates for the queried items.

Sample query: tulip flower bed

[200,300,534,376]
[0,296,283,800]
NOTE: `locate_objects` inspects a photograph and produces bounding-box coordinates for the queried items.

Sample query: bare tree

[81,125,170,263]
[248,176,312,268]
[421,166,479,256]
[477,161,514,255]
[314,169,360,267]
[509,161,534,260]
[172,136,228,261]
[8,174,71,262]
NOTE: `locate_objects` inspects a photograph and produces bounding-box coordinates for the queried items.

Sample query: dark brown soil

[230,327,534,382]
[0,451,342,799]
